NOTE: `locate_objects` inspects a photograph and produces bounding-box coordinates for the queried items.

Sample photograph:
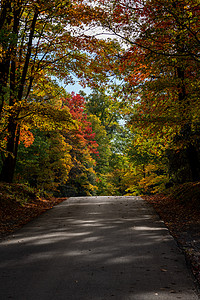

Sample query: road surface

[0,196,199,299]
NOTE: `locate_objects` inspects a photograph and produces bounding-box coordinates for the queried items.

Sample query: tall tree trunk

[0,58,10,115]
[177,67,200,181]
[167,4,200,183]
[0,3,21,182]
[0,119,19,183]
[186,143,200,182]
[0,1,12,115]
[168,64,200,183]
[0,7,38,183]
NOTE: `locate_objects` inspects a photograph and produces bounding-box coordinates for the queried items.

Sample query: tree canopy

[0,0,200,197]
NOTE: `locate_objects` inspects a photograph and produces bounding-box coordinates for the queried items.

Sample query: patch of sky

[64,80,92,95]
[53,74,92,95]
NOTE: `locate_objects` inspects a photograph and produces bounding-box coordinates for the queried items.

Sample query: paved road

[0,196,199,300]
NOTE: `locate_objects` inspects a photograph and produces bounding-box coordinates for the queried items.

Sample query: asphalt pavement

[0,196,199,299]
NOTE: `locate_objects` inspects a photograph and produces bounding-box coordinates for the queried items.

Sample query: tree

[85,88,131,195]
[60,93,99,196]
[15,92,100,195]
[16,130,73,192]
[97,0,200,184]
[85,88,122,136]
[0,0,117,183]
[86,114,114,195]
[14,92,76,191]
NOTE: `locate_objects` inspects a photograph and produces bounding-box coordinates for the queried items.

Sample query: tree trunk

[0,1,12,115]
[0,155,16,183]
[0,119,19,183]
[0,8,38,183]
[186,143,200,182]
[168,57,200,183]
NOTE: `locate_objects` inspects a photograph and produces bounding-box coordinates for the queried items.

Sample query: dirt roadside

[143,193,200,289]
[0,196,66,239]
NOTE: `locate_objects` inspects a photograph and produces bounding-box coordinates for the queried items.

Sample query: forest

[0,0,199,199]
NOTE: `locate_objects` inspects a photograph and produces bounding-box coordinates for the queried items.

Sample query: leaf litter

[143,182,200,288]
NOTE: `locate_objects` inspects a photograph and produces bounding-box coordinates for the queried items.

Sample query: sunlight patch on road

[132,226,168,231]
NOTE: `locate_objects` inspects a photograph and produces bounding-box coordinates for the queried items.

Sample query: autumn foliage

[97,0,200,188]
[0,0,117,183]
[63,93,99,156]
[0,0,200,197]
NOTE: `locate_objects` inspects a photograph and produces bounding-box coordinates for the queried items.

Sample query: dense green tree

[16,130,73,192]
[87,114,111,174]
[85,88,122,137]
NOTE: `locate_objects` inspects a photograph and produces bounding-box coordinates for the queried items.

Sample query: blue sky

[64,82,92,95]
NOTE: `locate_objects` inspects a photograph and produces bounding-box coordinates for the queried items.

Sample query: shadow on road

[0,196,198,299]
